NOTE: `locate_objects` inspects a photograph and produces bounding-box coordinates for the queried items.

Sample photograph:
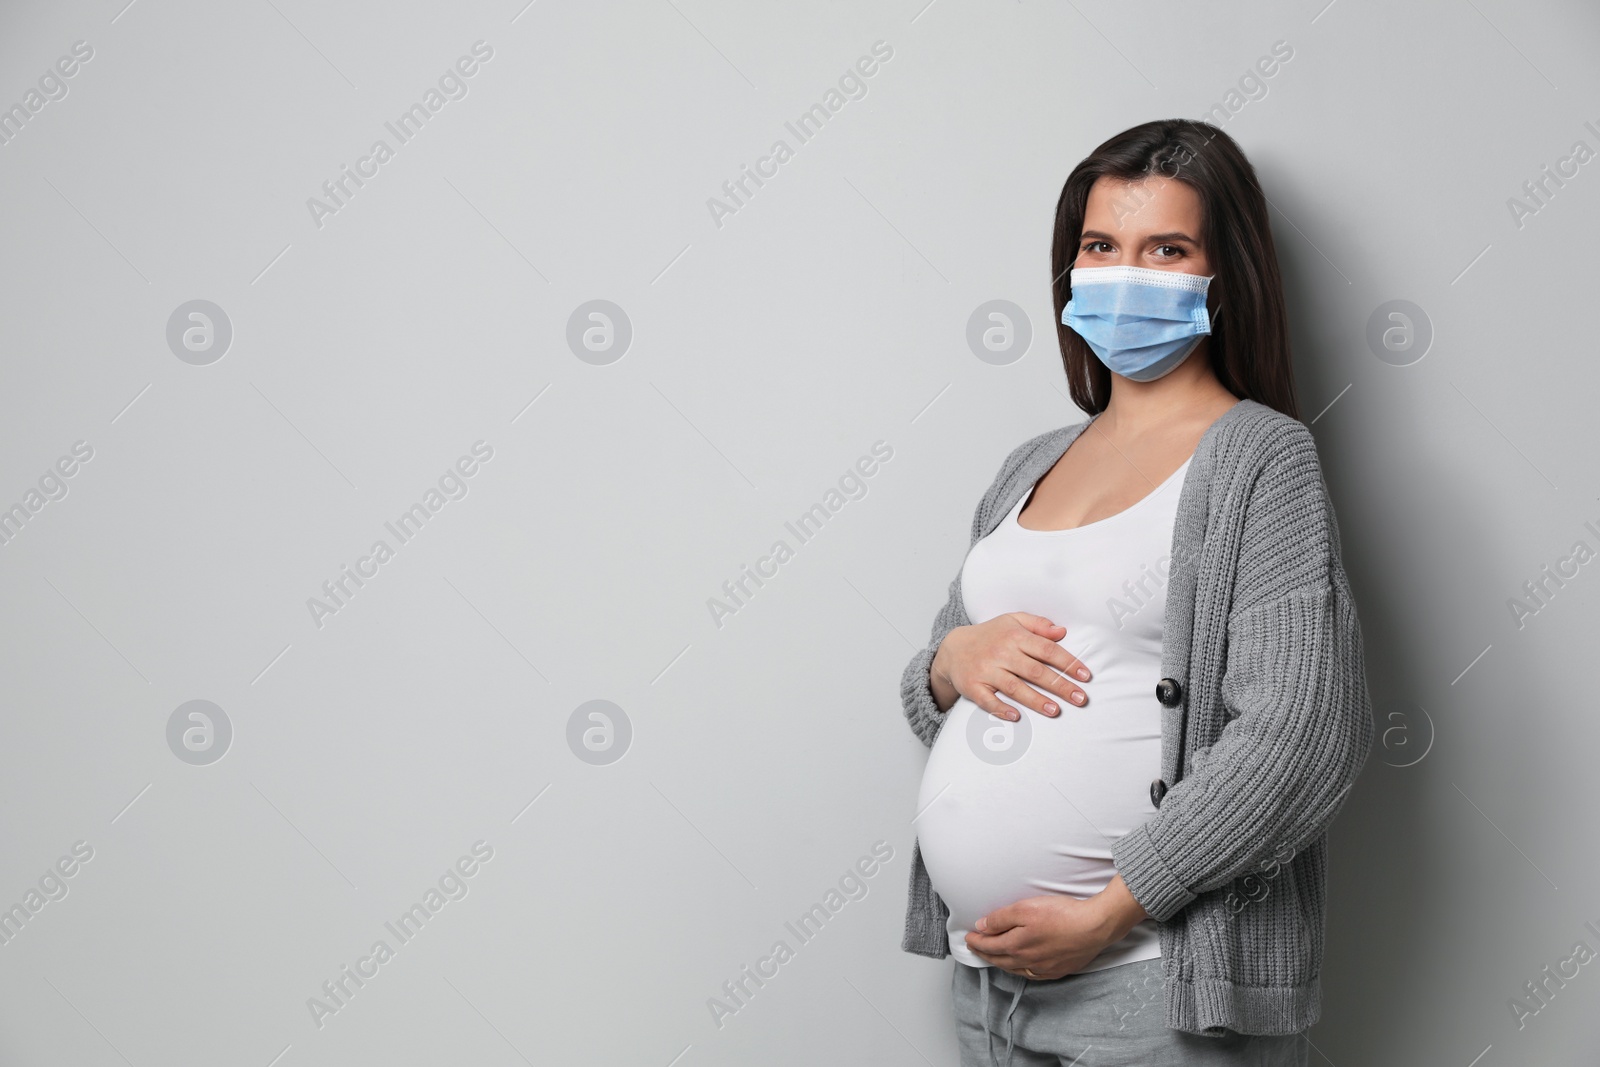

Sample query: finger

[991,673,1063,719]
[1023,631,1091,683]
[966,931,1027,965]
[1004,618,1090,683]
[975,905,1023,935]
[1010,612,1068,640]
[966,945,1006,968]
[1007,647,1088,710]
[972,685,1023,723]
[964,935,1016,963]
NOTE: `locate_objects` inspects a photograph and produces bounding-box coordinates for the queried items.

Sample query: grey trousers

[952,959,1311,1067]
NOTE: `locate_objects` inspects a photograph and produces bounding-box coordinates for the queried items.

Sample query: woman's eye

[1153,244,1185,258]
[1082,241,1112,254]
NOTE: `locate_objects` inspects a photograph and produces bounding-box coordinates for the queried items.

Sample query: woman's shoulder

[998,421,1081,474]
[964,422,1085,529]
[1212,399,1350,578]
[980,420,1086,494]
[985,399,1325,496]
[1210,398,1321,474]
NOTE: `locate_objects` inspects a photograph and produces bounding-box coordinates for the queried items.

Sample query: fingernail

[1070,691,1086,705]
[1044,702,1058,715]
[1075,668,1090,681]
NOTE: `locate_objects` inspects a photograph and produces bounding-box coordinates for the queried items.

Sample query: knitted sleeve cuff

[1112,822,1197,923]
[900,644,947,748]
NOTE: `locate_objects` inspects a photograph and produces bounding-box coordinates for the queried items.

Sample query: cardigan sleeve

[900,569,967,747]
[1110,424,1376,922]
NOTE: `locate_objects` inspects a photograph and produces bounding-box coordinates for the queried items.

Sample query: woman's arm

[1109,423,1376,922]
[900,430,1095,746]
[965,873,1149,978]
[900,572,969,747]
[930,647,961,712]
[901,434,1043,746]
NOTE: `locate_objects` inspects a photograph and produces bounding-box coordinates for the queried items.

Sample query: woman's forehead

[1083,175,1203,234]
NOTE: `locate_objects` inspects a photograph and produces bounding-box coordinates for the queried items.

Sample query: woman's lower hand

[965,882,1145,979]
[931,613,1091,721]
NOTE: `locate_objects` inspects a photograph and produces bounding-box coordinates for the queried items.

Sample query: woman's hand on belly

[931,612,1092,722]
[964,877,1149,979]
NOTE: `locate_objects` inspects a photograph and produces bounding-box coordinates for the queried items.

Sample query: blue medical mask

[1061,265,1215,381]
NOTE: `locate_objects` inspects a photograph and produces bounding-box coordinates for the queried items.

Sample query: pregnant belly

[915,694,1160,959]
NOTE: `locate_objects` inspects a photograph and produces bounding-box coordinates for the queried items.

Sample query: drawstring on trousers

[978,966,1028,1067]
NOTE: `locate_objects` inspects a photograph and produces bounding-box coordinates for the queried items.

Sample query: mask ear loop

[1193,301,1222,384]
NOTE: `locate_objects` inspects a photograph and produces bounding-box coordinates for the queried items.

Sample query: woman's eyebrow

[1078,229,1199,244]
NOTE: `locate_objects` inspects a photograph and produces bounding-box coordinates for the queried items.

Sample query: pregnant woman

[900,119,1374,1066]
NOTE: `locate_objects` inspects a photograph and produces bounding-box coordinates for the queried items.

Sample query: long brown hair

[1050,119,1300,419]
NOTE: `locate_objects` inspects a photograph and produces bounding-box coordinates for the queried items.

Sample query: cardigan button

[1156,677,1183,707]
[1150,777,1168,808]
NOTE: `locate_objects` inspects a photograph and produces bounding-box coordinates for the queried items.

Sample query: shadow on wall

[1263,157,1560,1063]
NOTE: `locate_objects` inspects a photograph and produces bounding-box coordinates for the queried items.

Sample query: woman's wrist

[1090,874,1151,944]
[929,635,961,712]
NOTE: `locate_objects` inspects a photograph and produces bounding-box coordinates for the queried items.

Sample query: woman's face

[1073,175,1212,278]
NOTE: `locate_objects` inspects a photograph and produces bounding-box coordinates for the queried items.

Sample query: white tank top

[915,457,1189,971]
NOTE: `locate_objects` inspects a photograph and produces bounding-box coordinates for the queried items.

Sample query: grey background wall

[1,0,1597,1063]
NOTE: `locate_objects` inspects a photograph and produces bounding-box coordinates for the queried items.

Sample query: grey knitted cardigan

[899,398,1374,1037]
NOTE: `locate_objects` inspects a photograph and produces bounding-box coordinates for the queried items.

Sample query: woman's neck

[1096,345,1239,439]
